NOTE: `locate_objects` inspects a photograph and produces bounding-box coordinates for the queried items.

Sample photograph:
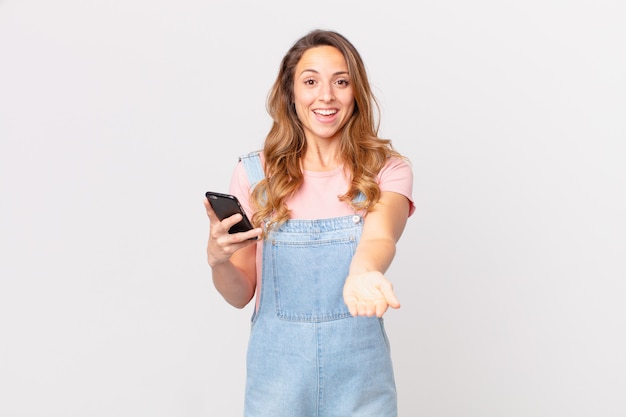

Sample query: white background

[1,0,624,416]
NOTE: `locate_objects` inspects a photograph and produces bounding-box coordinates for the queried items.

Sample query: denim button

[352,215,361,224]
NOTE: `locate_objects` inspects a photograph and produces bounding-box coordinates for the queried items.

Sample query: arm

[204,197,263,308]
[343,191,410,317]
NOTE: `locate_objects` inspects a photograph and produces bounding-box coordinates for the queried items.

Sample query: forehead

[296,45,348,73]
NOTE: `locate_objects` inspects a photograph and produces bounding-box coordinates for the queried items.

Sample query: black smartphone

[205,191,257,238]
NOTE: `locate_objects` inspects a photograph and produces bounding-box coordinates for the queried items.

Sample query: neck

[302,144,342,171]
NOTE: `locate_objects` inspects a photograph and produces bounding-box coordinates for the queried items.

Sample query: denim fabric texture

[240,152,397,417]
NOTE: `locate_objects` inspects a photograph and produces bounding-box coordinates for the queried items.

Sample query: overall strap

[239,151,265,188]
[353,192,366,204]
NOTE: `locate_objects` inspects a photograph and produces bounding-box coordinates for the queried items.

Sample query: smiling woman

[293,45,355,153]
[203,29,414,417]
[1,0,624,415]
[1,1,623,416]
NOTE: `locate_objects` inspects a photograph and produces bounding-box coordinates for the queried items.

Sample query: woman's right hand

[204,197,262,267]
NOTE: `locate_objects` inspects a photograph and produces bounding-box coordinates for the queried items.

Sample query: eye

[304,78,316,86]
[336,79,350,87]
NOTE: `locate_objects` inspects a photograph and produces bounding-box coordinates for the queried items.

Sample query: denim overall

[240,152,397,417]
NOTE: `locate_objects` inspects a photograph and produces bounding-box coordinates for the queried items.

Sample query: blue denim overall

[240,153,397,417]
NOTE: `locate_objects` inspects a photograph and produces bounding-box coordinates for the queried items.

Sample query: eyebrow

[299,69,350,76]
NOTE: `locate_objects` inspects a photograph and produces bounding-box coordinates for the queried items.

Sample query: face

[293,45,355,143]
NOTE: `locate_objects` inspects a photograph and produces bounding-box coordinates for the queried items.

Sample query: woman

[204,29,414,417]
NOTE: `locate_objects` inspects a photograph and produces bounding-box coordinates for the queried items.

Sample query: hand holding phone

[205,191,257,239]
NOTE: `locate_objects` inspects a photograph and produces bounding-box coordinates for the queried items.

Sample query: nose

[319,83,334,102]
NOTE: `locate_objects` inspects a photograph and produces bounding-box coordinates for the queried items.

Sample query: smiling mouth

[313,109,337,116]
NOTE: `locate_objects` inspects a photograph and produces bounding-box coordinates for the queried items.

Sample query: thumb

[380,280,401,309]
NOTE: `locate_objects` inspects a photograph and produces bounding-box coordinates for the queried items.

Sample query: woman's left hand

[343,271,401,317]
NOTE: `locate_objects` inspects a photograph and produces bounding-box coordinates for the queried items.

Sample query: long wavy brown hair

[251,29,405,231]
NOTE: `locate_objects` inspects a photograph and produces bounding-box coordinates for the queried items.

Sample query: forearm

[349,237,396,275]
[211,260,256,309]
[349,191,409,276]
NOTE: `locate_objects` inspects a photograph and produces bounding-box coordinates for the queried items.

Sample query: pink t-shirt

[228,152,415,305]
[230,153,415,218]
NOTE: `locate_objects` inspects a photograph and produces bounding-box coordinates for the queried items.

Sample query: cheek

[294,88,315,105]
[342,95,356,115]
[293,101,310,123]
[338,89,355,106]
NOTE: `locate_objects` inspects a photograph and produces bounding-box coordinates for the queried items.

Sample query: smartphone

[205,191,257,238]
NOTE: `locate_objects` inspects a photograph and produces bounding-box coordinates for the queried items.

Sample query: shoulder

[377,156,415,216]
[378,156,413,182]
[229,150,264,216]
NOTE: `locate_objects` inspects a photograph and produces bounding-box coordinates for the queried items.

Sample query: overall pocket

[270,236,357,322]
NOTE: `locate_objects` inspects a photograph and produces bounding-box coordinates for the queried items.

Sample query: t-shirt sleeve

[378,157,416,217]
[228,160,255,220]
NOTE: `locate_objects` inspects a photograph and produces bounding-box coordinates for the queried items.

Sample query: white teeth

[314,109,337,116]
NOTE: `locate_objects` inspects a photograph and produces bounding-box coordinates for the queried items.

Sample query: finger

[238,228,263,242]
[379,281,401,309]
[344,295,358,316]
[348,304,357,317]
[375,300,390,317]
[356,301,370,317]
[221,214,264,244]
[204,197,220,223]
[222,212,244,230]
[204,199,245,231]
